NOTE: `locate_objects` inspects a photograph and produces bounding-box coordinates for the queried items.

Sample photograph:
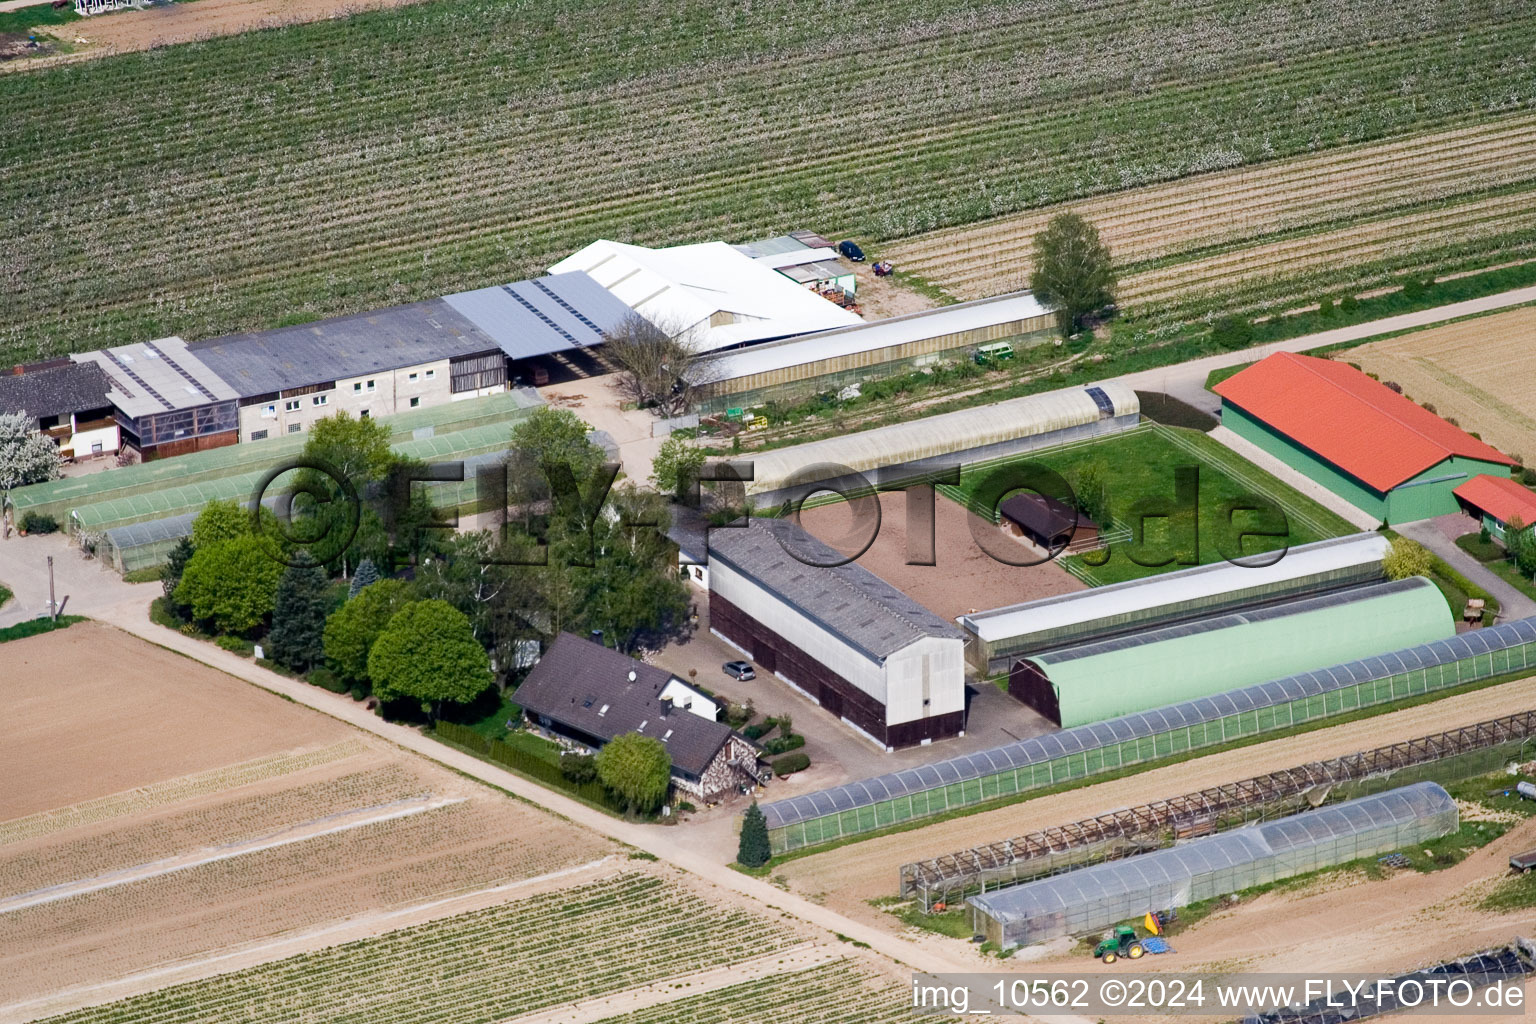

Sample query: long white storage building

[742,380,1140,508]
[960,531,1392,671]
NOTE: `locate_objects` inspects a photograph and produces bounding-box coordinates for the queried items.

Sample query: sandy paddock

[793,489,1086,623]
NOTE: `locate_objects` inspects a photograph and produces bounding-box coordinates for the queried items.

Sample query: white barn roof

[961,532,1392,643]
[548,240,862,352]
[690,292,1053,385]
[744,380,1138,497]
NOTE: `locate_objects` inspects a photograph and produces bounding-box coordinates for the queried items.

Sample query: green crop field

[3,0,1536,362]
[945,424,1358,585]
[37,873,801,1024]
[588,960,957,1024]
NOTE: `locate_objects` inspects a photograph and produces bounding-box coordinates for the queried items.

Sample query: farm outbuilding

[1008,576,1453,727]
[740,381,1138,508]
[0,361,120,462]
[73,338,241,461]
[758,615,1536,852]
[1454,474,1536,543]
[708,517,968,750]
[1215,353,1517,523]
[685,292,1058,414]
[961,532,1391,672]
[967,782,1458,947]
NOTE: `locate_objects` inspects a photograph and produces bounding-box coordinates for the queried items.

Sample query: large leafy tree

[558,486,690,652]
[651,436,706,503]
[1030,212,1117,337]
[323,578,409,685]
[508,406,605,499]
[595,732,672,815]
[269,553,330,671]
[0,411,61,497]
[174,534,285,635]
[366,599,492,716]
[1507,517,1536,578]
[410,531,545,688]
[191,498,252,549]
[738,802,771,868]
[303,410,394,485]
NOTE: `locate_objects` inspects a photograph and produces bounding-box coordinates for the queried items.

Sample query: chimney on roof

[590,629,604,645]
[660,697,672,717]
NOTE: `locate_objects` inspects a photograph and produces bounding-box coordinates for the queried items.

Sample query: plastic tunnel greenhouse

[98,448,518,571]
[741,381,1139,502]
[968,782,1458,947]
[69,423,518,535]
[7,389,539,525]
[759,616,1536,853]
[1020,576,1453,727]
[961,532,1391,670]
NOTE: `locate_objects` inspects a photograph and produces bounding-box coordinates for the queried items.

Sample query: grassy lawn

[949,425,1356,585]
[500,728,562,765]
[1456,533,1508,562]
[0,2,79,35]
[0,615,85,644]
[450,689,524,743]
[1204,362,1254,391]
[1484,557,1536,602]
[122,566,164,584]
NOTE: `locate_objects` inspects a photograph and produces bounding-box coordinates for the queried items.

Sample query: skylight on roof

[598,704,609,716]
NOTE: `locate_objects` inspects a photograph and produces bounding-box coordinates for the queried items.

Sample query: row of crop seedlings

[768,636,1536,851]
[42,874,798,1024]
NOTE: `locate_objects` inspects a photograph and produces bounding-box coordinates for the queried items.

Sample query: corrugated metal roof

[743,381,1138,497]
[1214,353,1516,491]
[710,517,965,661]
[758,616,1536,830]
[189,300,499,397]
[688,291,1053,384]
[441,271,636,360]
[962,532,1390,643]
[1454,474,1536,527]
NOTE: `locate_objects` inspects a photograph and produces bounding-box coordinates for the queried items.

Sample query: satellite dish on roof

[628,670,637,682]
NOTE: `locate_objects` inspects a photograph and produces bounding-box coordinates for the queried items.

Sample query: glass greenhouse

[760,617,1536,852]
[961,532,1391,671]
[968,782,1458,947]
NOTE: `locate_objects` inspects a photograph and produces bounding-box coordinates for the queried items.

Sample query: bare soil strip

[0,794,462,915]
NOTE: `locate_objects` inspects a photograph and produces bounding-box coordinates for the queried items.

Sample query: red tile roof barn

[1213,352,1515,491]
[1454,474,1536,527]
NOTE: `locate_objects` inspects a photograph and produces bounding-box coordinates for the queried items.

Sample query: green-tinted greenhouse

[760,617,1536,853]
[69,422,517,535]
[1017,577,1452,727]
[968,782,1457,947]
[9,390,538,525]
[98,449,517,572]
[961,532,1390,672]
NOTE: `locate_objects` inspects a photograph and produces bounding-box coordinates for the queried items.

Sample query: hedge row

[434,721,623,812]
[0,615,84,645]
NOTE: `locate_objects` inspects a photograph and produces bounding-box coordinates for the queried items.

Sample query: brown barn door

[754,640,777,674]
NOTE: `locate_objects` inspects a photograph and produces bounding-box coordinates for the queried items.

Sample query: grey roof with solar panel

[441,271,636,360]
[708,517,965,662]
[759,614,1536,829]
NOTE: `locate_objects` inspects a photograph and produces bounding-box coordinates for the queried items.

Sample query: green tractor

[1093,925,1145,964]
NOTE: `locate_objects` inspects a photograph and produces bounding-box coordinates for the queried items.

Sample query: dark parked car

[723,660,756,681]
[837,239,866,262]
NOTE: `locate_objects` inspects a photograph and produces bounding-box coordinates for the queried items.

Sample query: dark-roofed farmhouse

[515,633,764,803]
[0,361,120,460]
[707,518,968,750]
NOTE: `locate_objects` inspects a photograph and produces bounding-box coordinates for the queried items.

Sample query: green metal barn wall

[1221,403,1509,524]
[765,637,1536,852]
[1036,582,1454,727]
